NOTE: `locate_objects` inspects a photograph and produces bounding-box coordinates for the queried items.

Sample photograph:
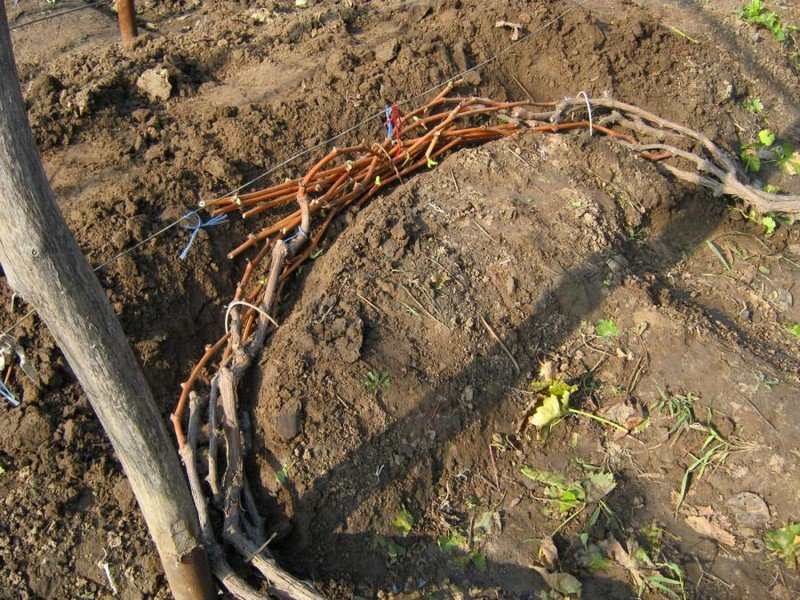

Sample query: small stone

[375,39,399,64]
[276,399,302,441]
[462,385,474,403]
[744,537,765,553]
[72,89,92,116]
[136,67,172,102]
[607,258,621,273]
[726,492,770,528]
[506,276,517,295]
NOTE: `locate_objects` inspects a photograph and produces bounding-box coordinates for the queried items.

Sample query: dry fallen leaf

[532,566,582,596]
[685,515,736,547]
[538,536,559,571]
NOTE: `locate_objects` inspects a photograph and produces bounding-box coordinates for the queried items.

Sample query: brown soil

[2,0,800,598]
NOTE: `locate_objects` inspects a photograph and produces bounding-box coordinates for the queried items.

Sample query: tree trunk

[0,8,214,599]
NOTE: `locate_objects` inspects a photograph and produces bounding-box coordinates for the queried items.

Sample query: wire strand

[1,0,594,338]
[9,0,108,31]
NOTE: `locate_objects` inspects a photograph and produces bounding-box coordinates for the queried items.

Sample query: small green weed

[599,536,686,599]
[377,535,406,558]
[676,426,731,510]
[275,460,296,485]
[469,551,487,571]
[774,143,800,175]
[736,206,789,234]
[595,319,620,338]
[523,377,628,440]
[641,522,666,549]
[654,389,698,437]
[437,531,468,555]
[403,302,420,316]
[764,522,800,567]
[786,322,800,340]
[527,378,579,435]
[744,97,764,114]
[392,508,414,536]
[364,369,391,393]
[520,467,616,535]
[752,371,779,392]
[741,127,800,176]
[429,272,451,291]
[739,0,796,42]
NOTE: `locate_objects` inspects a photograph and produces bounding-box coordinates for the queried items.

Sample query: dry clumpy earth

[2,0,800,598]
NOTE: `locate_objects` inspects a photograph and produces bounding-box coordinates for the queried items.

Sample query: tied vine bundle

[171,86,800,600]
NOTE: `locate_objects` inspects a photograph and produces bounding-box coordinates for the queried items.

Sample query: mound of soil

[2,0,800,598]
[249,133,800,598]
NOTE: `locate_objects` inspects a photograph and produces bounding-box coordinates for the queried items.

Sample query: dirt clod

[136,67,172,102]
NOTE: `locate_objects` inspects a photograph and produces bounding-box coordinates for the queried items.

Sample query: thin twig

[480,316,520,374]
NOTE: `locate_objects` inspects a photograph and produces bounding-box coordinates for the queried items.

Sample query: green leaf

[374,175,381,187]
[520,467,569,488]
[741,148,761,173]
[758,129,776,147]
[706,240,731,272]
[762,215,777,234]
[786,323,800,340]
[474,510,500,537]
[530,394,566,428]
[745,98,764,113]
[582,471,616,503]
[438,532,467,555]
[549,380,578,398]
[276,467,290,485]
[377,535,406,558]
[763,183,780,194]
[392,508,414,536]
[647,578,681,598]
[777,147,800,176]
[596,319,620,338]
[471,551,488,571]
[426,157,439,169]
[532,567,583,596]
[764,523,800,567]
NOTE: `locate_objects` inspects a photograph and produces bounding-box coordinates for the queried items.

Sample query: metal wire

[9,0,108,31]
[1,0,595,337]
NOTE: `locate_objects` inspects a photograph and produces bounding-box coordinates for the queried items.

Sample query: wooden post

[116,0,137,44]
[0,7,213,600]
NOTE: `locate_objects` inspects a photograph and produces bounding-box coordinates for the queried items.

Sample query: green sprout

[786,322,800,340]
[595,319,620,338]
[764,522,800,567]
[392,508,414,536]
[744,98,764,114]
[364,369,391,393]
[739,0,796,42]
